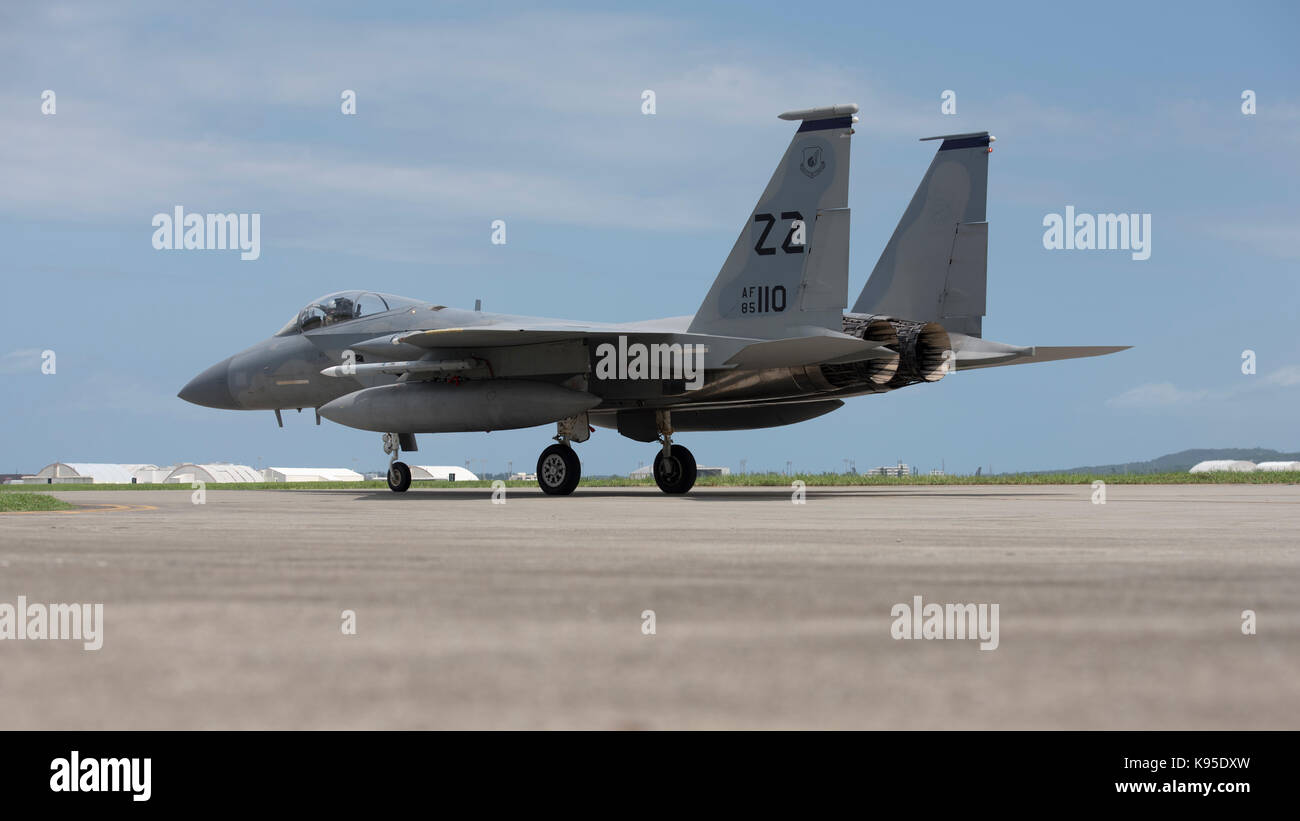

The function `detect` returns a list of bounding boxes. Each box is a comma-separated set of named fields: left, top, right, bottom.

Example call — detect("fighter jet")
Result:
left=179, top=103, right=1126, bottom=496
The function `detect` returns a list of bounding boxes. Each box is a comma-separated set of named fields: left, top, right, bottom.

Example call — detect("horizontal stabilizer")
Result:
left=954, top=342, right=1130, bottom=371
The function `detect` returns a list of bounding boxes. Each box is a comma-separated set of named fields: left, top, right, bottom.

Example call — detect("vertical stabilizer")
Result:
left=852, top=132, right=992, bottom=337
left=689, top=104, right=858, bottom=339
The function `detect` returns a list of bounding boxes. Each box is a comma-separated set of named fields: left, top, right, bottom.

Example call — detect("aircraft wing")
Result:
left=394, top=324, right=637, bottom=348
left=385, top=324, right=894, bottom=368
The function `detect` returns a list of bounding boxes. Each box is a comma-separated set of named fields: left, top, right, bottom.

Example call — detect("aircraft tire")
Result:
left=387, top=461, right=412, bottom=493
left=653, top=444, right=696, bottom=494
left=537, top=444, right=581, bottom=496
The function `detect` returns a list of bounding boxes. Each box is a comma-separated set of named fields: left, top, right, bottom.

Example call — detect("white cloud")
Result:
left=1208, top=223, right=1300, bottom=262
left=0, top=349, right=44, bottom=375
left=4, top=3, right=1296, bottom=271
left=1106, top=382, right=1214, bottom=408
left=1108, top=365, right=1300, bottom=408
left=2, top=5, right=1216, bottom=265
left=1265, top=365, right=1300, bottom=387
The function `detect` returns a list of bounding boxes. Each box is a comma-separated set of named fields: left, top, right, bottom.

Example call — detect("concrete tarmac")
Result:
left=1, top=484, right=1297, bottom=729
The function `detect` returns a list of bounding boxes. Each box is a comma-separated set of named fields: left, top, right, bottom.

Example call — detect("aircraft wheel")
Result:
left=387, top=461, right=412, bottom=493
left=537, top=444, right=581, bottom=496
left=653, top=444, right=696, bottom=495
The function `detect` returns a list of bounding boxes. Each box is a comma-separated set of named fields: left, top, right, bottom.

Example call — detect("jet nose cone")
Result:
left=179, top=357, right=238, bottom=409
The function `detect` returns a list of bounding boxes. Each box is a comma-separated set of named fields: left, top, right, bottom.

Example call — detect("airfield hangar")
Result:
left=27, top=462, right=165, bottom=484
left=163, top=463, right=263, bottom=484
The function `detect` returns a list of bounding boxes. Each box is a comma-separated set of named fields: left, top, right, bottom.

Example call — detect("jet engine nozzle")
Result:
left=833, top=314, right=901, bottom=385
left=892, top=320, right=952, bottom=383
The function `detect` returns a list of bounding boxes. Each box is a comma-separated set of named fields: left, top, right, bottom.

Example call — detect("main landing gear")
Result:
left=532, top=410, right=698, bottom=496
left=537, top=414, right=586, bottom=496
left=654, top=443, right=696, bottom=494
left=383, top=432, right=412, bottom=493
left=537, top=443, right=581, bottom=495
left=651, top=411, right=696, bottom=495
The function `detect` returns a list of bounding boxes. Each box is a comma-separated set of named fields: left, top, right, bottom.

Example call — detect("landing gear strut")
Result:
left=383, top=432, right=412, bottom=493
left=652, top=410, right=696, bottom=495
left=536, top=414, right=587, bottom=496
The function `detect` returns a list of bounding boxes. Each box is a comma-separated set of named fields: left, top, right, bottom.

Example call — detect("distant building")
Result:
left=1256, top=461, right=1300, bottom=471
left=409, top=466, right=479, bottom=482
left=163, top=463, right=263, bottom=484
left=868, top=461, right=911, bottom=477
left=132, top=466, right=173, bottom=483
left=1189, top=460, right=1256, bottom=473
left=929, top=469, right=945, bottom=476
left=509, top=472, right=537, bottom=481
left=263, top=467, right=364, bottom=482
left=27, top=463, right=164, bottom=484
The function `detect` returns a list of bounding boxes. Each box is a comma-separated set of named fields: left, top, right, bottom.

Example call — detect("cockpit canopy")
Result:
left=276, top=291, right=423, bottom=335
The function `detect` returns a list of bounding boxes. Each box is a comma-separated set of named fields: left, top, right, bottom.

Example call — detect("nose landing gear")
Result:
left=387, top=461, right=412, bottom=493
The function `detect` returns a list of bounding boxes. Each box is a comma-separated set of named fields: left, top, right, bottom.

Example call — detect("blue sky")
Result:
left=2, top=0, right=1297, bottom=476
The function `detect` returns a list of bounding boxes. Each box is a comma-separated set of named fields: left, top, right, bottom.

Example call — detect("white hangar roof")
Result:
left=163, top=463, right=263, bottom=483
left=1189, top=460, right=1256, bottom=473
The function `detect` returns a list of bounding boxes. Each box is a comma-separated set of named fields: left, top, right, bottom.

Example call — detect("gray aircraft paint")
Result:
left=180, top=108, right=1127, bottom=458
left=688, top=105, right=857, bottom=339
left=319, top=380, right=601, bottom=433
left=852, top=132, right=991, bottom=337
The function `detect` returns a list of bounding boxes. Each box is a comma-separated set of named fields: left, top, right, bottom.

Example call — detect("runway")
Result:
left=1, top=484, right=1297, bottom=729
